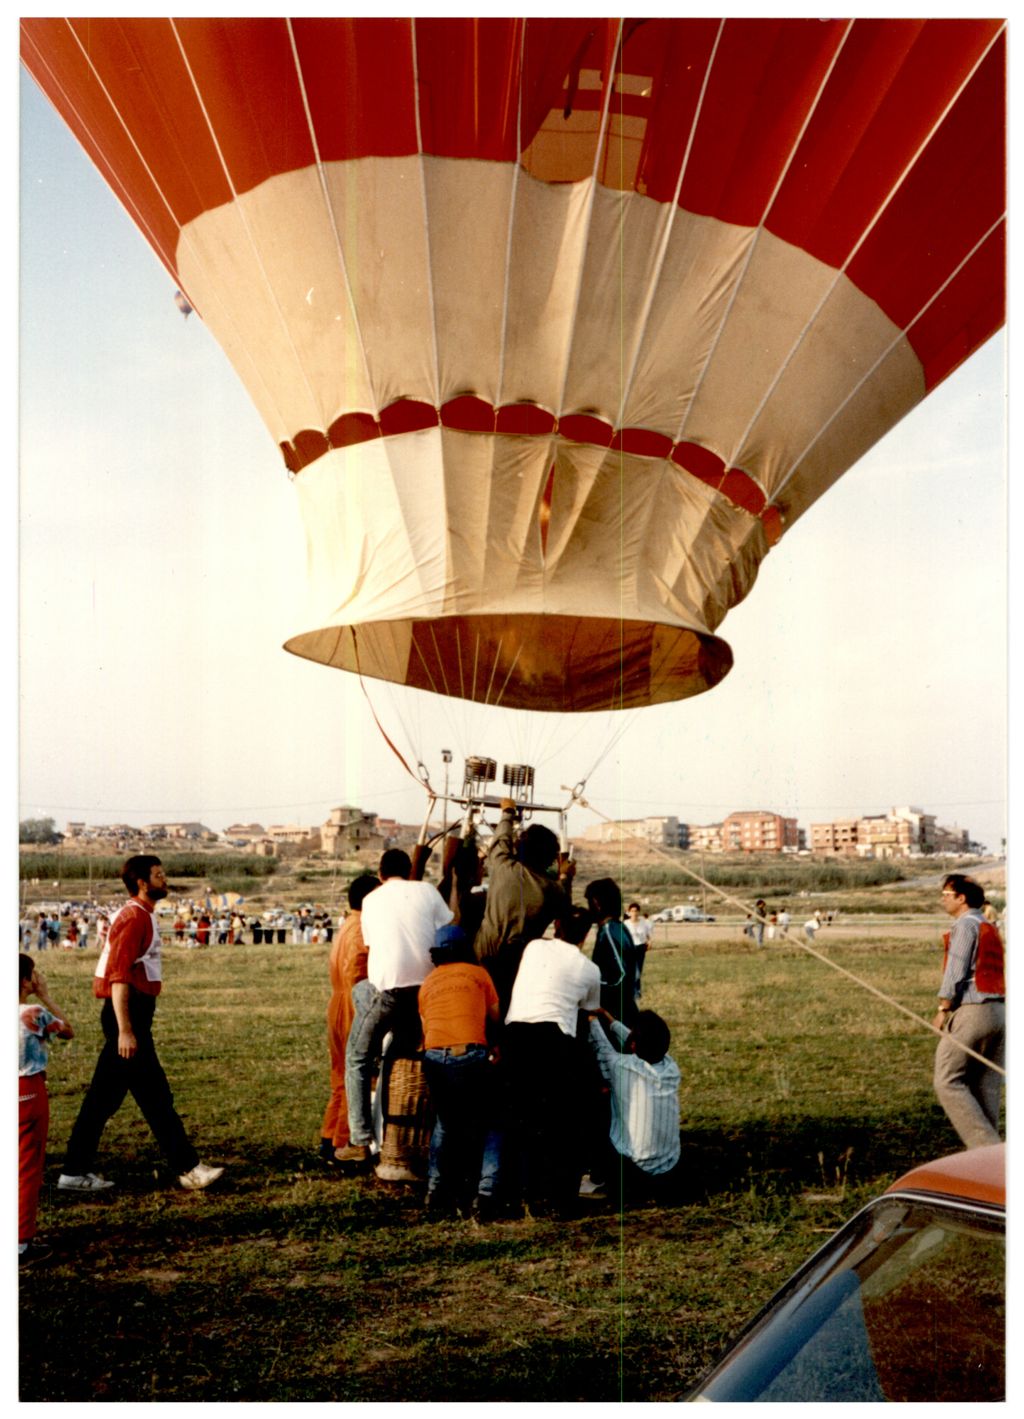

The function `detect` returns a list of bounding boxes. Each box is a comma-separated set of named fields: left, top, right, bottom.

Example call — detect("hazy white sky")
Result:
left=17, top=65, right=1008, bottom=852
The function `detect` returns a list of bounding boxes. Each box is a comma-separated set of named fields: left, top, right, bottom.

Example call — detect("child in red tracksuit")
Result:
left=19, top=954, right=73, bottom=1265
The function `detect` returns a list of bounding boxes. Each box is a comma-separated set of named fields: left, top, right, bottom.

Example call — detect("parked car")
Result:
left=685, top=1144, right=1005, bottom=1402
left=651, top=905, right=716, bottom=923
left=674, top=905, right=715, bottom=923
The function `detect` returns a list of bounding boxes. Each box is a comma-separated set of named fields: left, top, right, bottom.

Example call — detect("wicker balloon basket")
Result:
left=375, top=1054, right=433, bottom=1183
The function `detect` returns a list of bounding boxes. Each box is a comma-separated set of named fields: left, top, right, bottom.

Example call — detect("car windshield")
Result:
left=693, top=1195, right=1004, bottom=1402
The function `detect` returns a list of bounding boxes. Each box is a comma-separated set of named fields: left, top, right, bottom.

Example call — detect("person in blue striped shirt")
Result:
left=583, top=1007, right=680, bottom=1202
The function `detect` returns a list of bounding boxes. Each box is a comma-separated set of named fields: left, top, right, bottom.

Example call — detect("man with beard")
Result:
left=59, top=856, right=224, bottom=1193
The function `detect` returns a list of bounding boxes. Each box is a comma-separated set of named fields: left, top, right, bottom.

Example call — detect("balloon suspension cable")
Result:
left=571, top=794, right=1004, bottom=1078
left=355, top=670, right=437, bottom=812
left=574, top=707, right=645, bottom=792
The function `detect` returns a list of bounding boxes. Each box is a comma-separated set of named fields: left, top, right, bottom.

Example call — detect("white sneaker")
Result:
left=178, top=1161, right=225, bottom=1191
left=57, top=1172, right=115, bottom=1192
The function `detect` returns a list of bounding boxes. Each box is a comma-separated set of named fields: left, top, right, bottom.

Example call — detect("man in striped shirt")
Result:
left=586, top=1008, right=680, bottom=1200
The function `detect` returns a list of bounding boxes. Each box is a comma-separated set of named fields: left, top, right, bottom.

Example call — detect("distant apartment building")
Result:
left=891, top=806, right=937, bottom=853
left=810, top=819, right=861, bottom=855
left=722, top=810, right=800, bottom=854
left=580, top=816, right=683, bottom=848
left=64, top=821, right=87, bottom=838
left=934, top=824, right=970, bottom=854
left=812, top=806, right=963, bottom=859
left=688, top=822, right=724, bottom=853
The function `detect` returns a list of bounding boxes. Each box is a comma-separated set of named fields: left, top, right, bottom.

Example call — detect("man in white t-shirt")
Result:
left=341, top=849, right=452, bottom=1164
left=503, top=908, right=601, bottom=1216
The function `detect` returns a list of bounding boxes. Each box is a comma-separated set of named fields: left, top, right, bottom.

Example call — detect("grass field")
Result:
left=19, top=925, right=978, bottom=1402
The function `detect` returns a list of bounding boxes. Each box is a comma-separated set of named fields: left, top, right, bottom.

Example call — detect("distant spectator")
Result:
left=753, top=899, right=767, bottom=948
left=624, top=903, right=653, bottom=993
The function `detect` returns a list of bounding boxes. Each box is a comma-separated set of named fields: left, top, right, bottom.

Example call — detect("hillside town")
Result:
left=39, top=801, right=982, bottom=861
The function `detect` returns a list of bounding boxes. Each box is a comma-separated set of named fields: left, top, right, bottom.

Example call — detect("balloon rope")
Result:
left=575, top=708, right=644, bottom=792
left=357, top=675, right=429, bottom=790
left=491, top=641, right=524, bottom=710
left=483, top=636, right=504, bottom=706
left=428, top=623, right=452, bottom=699
left=576, top=795, right=1005, bottom=1077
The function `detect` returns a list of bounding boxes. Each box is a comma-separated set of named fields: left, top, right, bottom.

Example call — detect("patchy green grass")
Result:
left=21, top=930, right=969, bottom=1401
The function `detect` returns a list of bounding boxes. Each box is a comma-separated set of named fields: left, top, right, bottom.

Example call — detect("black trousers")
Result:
left=503, top=1021, right=587, bottom=1211
left=64, top=995, right=200, bottom=1176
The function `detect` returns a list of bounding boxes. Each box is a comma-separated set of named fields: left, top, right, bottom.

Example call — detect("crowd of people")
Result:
left=20, top=903, right=340, bottom=953
left=19, top=909, right=102, bottom=954
left=17, top=839, right=1003, bottom=1264
left=318, top=799, right=680, bottom=1222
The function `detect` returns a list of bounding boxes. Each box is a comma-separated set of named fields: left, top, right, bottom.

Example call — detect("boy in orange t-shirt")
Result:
left=418, top=924, right=500, bottom=1218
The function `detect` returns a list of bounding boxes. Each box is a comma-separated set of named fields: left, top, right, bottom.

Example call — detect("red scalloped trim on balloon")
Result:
left=284, top=400, right=774, bottom=530
left=496, top=402, right=557, bottom=436
left=441, top=395, right=496, bottom=432
left=670, top=440, right=726, bottom=481
left=379, top=399, right=439, bottom=436
left=328, top=411, right=381, bottom=448
left=292, top=428, right=331, bottom=465
left=760, top=505, right=783, bottom=545
left=718, top=469, right=766, bottom=516
left=612, top=428, right=673, bottom=458
left=558, top=413, right=614, bottom=447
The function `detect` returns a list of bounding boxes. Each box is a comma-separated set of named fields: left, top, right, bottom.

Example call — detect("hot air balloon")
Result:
left=20, top=17, right=1005, bottom=722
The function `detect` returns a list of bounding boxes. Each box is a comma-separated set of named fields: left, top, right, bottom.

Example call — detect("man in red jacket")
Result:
left=933, top=873, right=1005, bottom=1149
left=58, top=855, right=224, bottom=1193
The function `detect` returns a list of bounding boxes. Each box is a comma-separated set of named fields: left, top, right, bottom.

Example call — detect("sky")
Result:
left=16, top=60, right=1009, bottom=855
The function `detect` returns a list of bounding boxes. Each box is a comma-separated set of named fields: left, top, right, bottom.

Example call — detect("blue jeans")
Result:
left=345, top=981, right=421, bottom=1147
left=423, top=1045, right=497, bottom=1206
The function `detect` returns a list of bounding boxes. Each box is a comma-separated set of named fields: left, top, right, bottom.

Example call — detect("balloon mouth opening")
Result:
left=283, top=614, right=732, bottom=713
